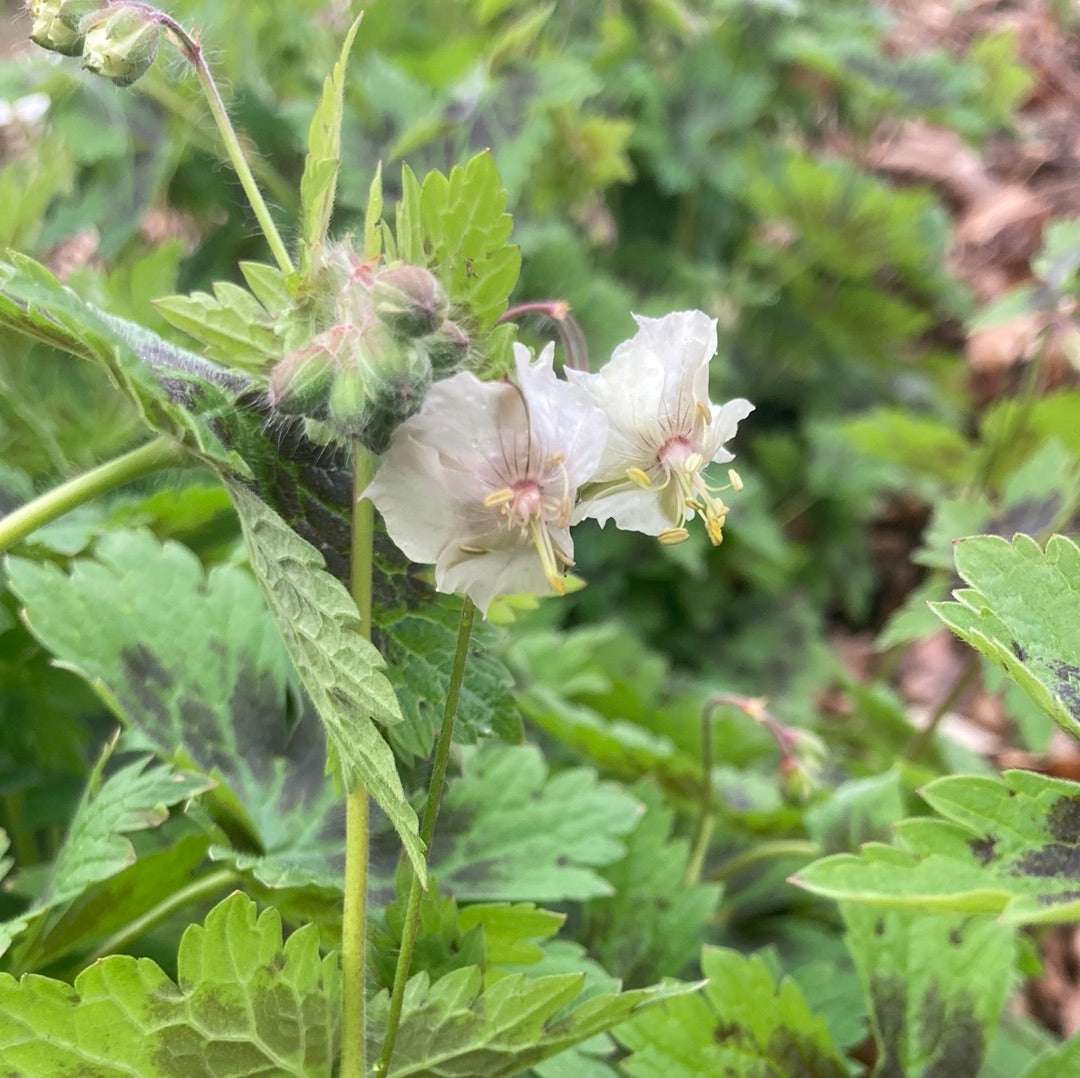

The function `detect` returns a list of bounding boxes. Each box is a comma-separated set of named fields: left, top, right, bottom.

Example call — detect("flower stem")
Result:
left=153, top=11, right=296, bottom=278
left=341, top=443, right=378, bottom=1078
left=685, top=698, right=717, bottom=886
left=0, top=436, right=183, bottom=555
left=375, top=598, right=476, bottom=1077
left=84, top=867, right=239, bottom=967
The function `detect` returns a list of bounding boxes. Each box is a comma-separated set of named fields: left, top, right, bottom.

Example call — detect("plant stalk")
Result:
left=685, top=698, right=718, bottom=886
left=0, top=436, right=183, bottom=555
left=154, top=12, right=296, bottom=278
left=375, top=599, right=476, bottom=1077
left=341, top=443, right=378, bottom=1078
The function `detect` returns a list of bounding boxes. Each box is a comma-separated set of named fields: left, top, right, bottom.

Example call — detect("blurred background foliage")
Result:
left=1, top=0, right=1079, bottom=1067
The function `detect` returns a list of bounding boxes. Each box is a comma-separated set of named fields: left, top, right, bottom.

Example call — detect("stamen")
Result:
left=706, top=518, right=725, bottom=545
left=684, top=453, right=703, bottom=474
left=659, top=527, right=690, bottom=545
left=529, top=519, right=567, bottom=595
left=627, top=467, right=653, bottom=489
left=483, top=487, right=515, bottom=508
left=696, top=402, right=711, bottom=426
left=459, top=543, right=489, bottom=555
left=728, top=468, right=743, bottom=492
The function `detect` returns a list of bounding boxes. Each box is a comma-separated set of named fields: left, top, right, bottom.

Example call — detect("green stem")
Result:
left=711, top=839, right=821, bottom=883
left=156, top=14, right=296, bottom=278
left=341, top=444, right=378, bottom=1078
left=85, top=868, right=238, bottom=967
left=375, top=599, right=476, bottom=1077
left=0, top=436, right=183, bottom=555
left=685, top=699, right=718, bottom=886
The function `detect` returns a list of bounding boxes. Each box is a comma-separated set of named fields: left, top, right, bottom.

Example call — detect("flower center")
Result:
left=658, top=436, right=695, bottom=470
left=509, top=479, right=542, bottom=523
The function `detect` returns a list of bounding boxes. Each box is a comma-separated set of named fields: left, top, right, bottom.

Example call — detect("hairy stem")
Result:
left=375, top=599, right=476, bottom=1077
left=0, top=436, right=183, bottom=555
left=84, top=868, right=239, bottom=968
left=154, top=12, right=296, bottom=277
left=341, top=444, right=378, bottom=1078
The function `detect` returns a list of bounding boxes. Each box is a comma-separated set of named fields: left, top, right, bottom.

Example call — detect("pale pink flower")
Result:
left=367, top=343, right=607, bottom=613
left=568, top=311, right=753, bottom=545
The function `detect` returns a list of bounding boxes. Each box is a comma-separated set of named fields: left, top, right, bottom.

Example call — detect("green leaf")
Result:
left=806, top=768, right=906, bottom=855
left=367, top=964, right=698, bottom=1078
left=364, top=162, right=384, bottom=260
left=0, top=254, right=247, bottom=474
left=7, top=531, right=344, bottom=891
left=0, top=893, right=338, bottom=1076
left=584, top=782, right=721, bottom=985
left=1023, top=1034, right=1080, bottom=1078
left=931, top=534, right=1080, bottom=739
left=843, top=905, right=1016, bottom=1078
left=226, top=482, right=425, bottom=881
left=383, top=743, right=640, bottom=904
left=419, top=151, right=521, bottom=339
left=300, top=15, right=363, bottom=274
left=154, top=282, right=281, bottom=371
left=614, top=946, right=848, bottom=1077
left=794, top=769, right=1080, bottom=924
left=1, top=755, right=211, bottom=960
left=374, top=558, right=520, bottom=761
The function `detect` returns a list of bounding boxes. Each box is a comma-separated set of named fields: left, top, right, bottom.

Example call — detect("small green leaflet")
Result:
left=300, top=15, right=363, bottom=275
left=613, top=947, right=848, bottom=1077
left=794, top=769, right=1080, bottom=924
left=7, top=531, right=344, bottom=891
left=154, top=280, right=282, bottom=371
left=0, top=755, right=210, bottom=961
left=931, top=534, right=1080, bottom=740
left=367, top=964, right=697, bottom=1078
left=422, top=743, right=640, bottom=903
left=227, top=482, right=425, bottom=881
left=0, top=894, right=337, bottom=1076
left=843, top=906, right=1015, bottom=1078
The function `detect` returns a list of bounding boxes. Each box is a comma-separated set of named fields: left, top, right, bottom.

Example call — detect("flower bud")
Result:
left=82, top=5, right=162, bottom=87
left=268, top=334, right=341, bottom=418
left=372, top=264, right=448, bottom=339
left=28, top=0, right=98, bottom=56
left=424, top=319, right=471, bottom=375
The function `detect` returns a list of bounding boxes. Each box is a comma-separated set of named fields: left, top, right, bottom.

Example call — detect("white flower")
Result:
left=367, top=342, right=607, bottom=614
left=568, top=310, right=753, bottom=545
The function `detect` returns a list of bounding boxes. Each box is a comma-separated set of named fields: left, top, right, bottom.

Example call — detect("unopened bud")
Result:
left=268, top=330, right=346, bottom=418
left=28, top=0, right=97, bottom=56
left=372, top=264, right=448, bottom=339
left=82, top=5, right=162, bottom=87
left=424, top=319, right=470, bottom=374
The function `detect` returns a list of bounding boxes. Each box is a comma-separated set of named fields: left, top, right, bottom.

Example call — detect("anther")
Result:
left=483, top=488, right=515, bottom=508
left=627, top=467, right=653, bottom=489
left=659, top=528, right=690, bottom=545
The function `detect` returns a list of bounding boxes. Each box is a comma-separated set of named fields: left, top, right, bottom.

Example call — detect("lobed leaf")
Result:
left=795, top=769, right=1080, bottom=924
left=613, top=946, right=848, bottom=1077
left=931, top=534, right=1080, bottom=740
left=0, top=893, right=338, bottom=1076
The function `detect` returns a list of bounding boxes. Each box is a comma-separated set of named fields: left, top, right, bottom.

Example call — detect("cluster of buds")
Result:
left=28, top=1, right=162, bottom=86
left=269, top=246, right=472, bottom=453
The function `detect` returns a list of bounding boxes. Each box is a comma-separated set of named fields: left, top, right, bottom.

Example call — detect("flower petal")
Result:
left=573, top=484, right=678, bottom=536
left=702, top=398, right=754, bottom=463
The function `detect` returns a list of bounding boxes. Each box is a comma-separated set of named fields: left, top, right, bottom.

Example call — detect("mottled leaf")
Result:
left=7, top=531, right=344, bottom=891
left=0, top=893, right=338, bottom=1076
left=795, top=770, right=1080, bottom=924
left=614, top=946, right=848, bottom=1077
left=844, top=906, right=1015, bottom=1078
left=931, top=534, right=1080, bottom=740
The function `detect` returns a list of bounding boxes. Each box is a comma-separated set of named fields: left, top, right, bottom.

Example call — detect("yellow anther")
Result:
left=728, top=468, right=743, bottom=492
left=546, top=573, right=568, bottom=596
left=706, top=517, right=725, bottom=545
left=659, top=527, right=690, bottom=545
left=459, top=544, right=489, bottom=555
left=627, top=467, right=653, bottom=489
left=684, top=453, right=703, bottom=474
left=696, top=402, right=711, bottom=425
left=483, top=487, right=515, bottom=508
